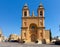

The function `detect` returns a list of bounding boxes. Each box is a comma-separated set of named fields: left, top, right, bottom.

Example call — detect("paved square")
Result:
left=0, top=42, right=60, bottom=47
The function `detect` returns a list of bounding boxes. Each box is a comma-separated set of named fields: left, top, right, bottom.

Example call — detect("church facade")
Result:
left=21, top=3, right=51, bottom=44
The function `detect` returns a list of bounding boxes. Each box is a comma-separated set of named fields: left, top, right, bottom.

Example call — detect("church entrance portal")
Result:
left=29, top=23, right=37, bottom=42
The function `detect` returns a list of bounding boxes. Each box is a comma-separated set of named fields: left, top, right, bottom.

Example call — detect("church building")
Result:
left=21, top=3, right=51, bottom=44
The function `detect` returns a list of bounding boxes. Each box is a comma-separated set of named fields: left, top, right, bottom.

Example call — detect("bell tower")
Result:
left=38, top=3, right=44, bottom=17
left=37, top=3, right=45, bottom=27
left=22, top=3, right=30, bottom=17
left=37, top=3, right=45, bottom=43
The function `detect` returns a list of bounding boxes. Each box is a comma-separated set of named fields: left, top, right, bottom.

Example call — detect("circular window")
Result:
left=31, top=26, right=35, bottom=29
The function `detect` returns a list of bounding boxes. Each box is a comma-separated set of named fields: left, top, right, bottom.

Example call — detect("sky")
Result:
left=0, top=0, right=60, bottom=38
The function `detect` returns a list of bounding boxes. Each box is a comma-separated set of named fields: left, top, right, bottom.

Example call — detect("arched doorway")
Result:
left=31, top=34, right=37, bottom=42
left=29, top=23, right=37, bottom=42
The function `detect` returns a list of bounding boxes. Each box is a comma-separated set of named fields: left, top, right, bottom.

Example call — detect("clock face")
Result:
left=40, top=20, right=43, bottom=26
left=40, top=19, right=42, bottom=22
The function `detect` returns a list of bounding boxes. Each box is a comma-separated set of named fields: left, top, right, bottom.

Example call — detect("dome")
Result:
left=23, top=3, right=28, bottom=10
left=24, top=3, right=28, bottom=7
left=38, top=3, right=44, bottom=9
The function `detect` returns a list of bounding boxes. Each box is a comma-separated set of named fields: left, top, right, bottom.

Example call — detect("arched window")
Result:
left=40, top=11, right=43, bottom=16
left=24, top=11, right=27, bottom=16
left=24, top=22, right=26, bottom=26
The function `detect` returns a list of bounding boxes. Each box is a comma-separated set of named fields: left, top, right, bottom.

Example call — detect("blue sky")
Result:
left=0, top=0, right=60, bottom=37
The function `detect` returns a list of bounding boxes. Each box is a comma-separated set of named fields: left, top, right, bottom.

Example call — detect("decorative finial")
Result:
left=40, top=2, right=43, bottom=6
left=39, top=2, right=43, bottom=7
left=32, top=11, right=34, bottom=16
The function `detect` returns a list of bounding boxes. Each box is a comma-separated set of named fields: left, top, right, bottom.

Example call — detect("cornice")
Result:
left=22, top=17, right=45, bottom=19
left=21, top=27, right=28, bottom=29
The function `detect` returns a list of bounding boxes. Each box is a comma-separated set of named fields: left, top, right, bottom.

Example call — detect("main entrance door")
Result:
left=31, top=34, right=36, bottom=42
left=29, top=23, right=37, bottom=42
